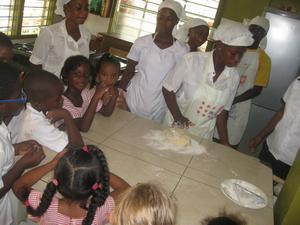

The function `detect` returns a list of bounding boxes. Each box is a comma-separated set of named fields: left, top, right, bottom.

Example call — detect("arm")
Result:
left=249, top=105, right=284, bottom=150
left=233, top=86, right=263, bottom=105
left=0, top=147, right=45, bottom=198
left=100, top=87, right=118, bottom=117
left=162, top=87, right=191, bottom=127
left=109, top=172, right=130, bottom=200
left=118, top=59, right=138, bottom=90
left=13, top=151, right=64, bottom=201
left=216, top=110, right=230, bottom=147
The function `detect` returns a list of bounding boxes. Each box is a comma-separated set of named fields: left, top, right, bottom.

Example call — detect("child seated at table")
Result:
left=13, top=145, right=130, bottom=225
left=61, top=55, right=118, bottom=132
left=14, top=69, right=84, bottom=152
left=0, top=62, right=45, bottom=225
left=110, top=183, right=176, bottom=225
left=201, top=211, right=246, bottom=225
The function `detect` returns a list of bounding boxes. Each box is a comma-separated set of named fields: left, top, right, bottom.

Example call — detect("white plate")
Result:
left=220, top=179, right=268, bottom=209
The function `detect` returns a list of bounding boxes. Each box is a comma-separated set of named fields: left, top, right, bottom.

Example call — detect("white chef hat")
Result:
left=158, top=0, right=185, bottom=20
left=213, top=22, right=254, bottom=47
left=55, top=0, right=71, bottom=17
left=173, top=18, right=209, bottom=42
left=249, top=16, right=270, bottom=33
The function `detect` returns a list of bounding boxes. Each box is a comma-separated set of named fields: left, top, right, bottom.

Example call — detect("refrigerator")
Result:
left=238, top=7, right=300, bottom=155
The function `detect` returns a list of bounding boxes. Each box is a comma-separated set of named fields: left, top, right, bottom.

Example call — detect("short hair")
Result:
left=0, top=61, right=20, bottom=100
left=60, top=55, right=90, bottom=85
left=23, top=69, right=62, bottom=103
left=201, top=210, right=247, bottom=225
left=113, top=183, right=176, bottom=225
left=0, top=32, right=13, bottom=48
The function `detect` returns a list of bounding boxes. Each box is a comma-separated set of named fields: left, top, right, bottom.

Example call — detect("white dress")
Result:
left=0, top=122, right=15, bottom=225
left=30, top=19, right=91, bottom=77
left=125, top=34, right=188, bottom=123
left=267, top=76, right=300, bottom=166
left=163, top=51, right=240, bottom=138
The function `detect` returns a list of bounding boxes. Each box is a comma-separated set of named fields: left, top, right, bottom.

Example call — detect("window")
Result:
left=0, top=0, right=55, bottom=38
left=110, top=0, right=220, bottom=40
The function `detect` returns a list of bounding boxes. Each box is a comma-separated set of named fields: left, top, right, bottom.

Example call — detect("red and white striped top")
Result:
left=62, top=88, right=103, bottom=119
left=28, top=190, right=115, bottom=225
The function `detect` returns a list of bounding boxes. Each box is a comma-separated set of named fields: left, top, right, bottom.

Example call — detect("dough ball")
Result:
left=163, top=128, right=191, bottom=147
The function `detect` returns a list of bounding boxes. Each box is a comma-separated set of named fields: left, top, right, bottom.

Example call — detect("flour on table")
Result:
left=143, top=129, right=206, bottom=155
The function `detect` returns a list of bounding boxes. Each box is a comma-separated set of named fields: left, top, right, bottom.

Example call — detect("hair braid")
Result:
left=82, top=146, right=110, bottom=225
left=26, top=182, right=57, bottom=217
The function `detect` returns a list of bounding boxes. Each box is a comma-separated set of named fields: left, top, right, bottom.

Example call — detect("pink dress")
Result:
left=28, top=190, right=114, bottom=225
left=62, top=88, right=103, bottom=119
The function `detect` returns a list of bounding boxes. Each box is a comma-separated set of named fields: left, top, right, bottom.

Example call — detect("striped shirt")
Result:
left=62, top=88, right=103, bottom=119
left=28, top=190, right=115, bottom=225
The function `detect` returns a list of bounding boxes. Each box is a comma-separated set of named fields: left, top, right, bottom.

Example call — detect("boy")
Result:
left=0, top=62, right=45, bottom=225
left=14, top=69, right=84, bottom=152
left=0, top=32, right=13, bottom=63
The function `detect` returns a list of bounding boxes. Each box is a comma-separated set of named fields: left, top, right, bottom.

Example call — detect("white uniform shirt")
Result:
left=163, top=51, right=240, bottom=111
left=267, top=77, right=300, bottom=166
left=125, top=34, right=188, bottom=122
left=15, top=104, right=68, bottom=152
left=30, top=19, right=91, bottom=77
left=0, top=122, right=15, bottom=225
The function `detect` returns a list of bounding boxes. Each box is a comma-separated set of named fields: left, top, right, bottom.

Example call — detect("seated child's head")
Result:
left=0, top=62, right=25, bottom=119
left=23, top=70, right=64, bottom=112
left=26, top=145, right=110, bottom=225
left=111, top=183, right=176, bottom=225
left=202, top=211, right=247, bottom=225
left=95, top=53, right=120, bottom=88
left=61, top=55, right=91, bottom=91
left=0, top=32, right=13, bottom=63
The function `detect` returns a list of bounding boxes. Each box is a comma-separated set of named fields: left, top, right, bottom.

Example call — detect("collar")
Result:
left=207, top=51, right=231, bottom=82
left=57, top=19, right=88, bottom=42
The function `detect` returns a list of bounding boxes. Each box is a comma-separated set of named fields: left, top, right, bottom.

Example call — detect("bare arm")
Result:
left=249, top=105, right=285, bottom=150
left=0, top=147, right=45, bottom=198
left=233, top=86, right=263, bottom=105
left=109, top=173, right=130, bottom=200
left=216, top=110, right=230, bottom=147
left=13, top=151, right=64, bottom=201
left=118, top=59, right=138, bottom=90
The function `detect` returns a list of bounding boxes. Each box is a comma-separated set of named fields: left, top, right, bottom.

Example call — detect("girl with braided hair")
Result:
left=13, top=145, right=130, bottom=225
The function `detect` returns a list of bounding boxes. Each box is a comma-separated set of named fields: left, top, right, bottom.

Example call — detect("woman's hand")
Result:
left=248, top=135, right=263, bottom=152
left=173, top=115, right=194, bottom=129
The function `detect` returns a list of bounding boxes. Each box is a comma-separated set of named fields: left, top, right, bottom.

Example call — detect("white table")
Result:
left=36, top=109, right=274, bottom=225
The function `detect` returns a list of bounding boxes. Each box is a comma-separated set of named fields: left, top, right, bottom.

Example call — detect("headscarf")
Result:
left=173, top=18, right=208, bottom=42
left=213, top=22, right=254, bottom=47
left=249, top=16, right=270, bottom=33
left=158, top=0, right=185, bottom=20
left=55, top=0, right=71, bottom=17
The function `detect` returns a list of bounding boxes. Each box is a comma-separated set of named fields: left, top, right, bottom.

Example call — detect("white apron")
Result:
left=227, top=50, right=260, bottom=145
left=165, top=58, right=232, bottom=139
left=126, top=35, right=183, bottom=122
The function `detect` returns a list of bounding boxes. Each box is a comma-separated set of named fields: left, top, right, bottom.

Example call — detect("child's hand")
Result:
left=46, top=108, right=70, bottom=123
left=116, top=90, right=129, bottom=111
left=102, top=87, right=117, bottom=106
left=94, top=86, right=108, bottom=99
left=248, top=135, right=263, bottom=152
left=14, top=140, right=42, bottom=155
left=19, top=147, right=45, bottom=169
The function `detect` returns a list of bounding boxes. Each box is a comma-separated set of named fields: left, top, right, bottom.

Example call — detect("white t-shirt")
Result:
left=267, top=77, right=300, bottom=166
left=163, top=51, right=240, bottom=111
left=15, top=104, right=68, bottom=152
left=125, top=34, right=188, bottom=122
left=30, top=19, right=91, bottom=77
left=0, top=122, right=15, bottom=225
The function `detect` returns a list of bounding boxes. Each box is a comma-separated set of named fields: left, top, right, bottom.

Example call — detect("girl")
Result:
left=110, top=183, right=176, bottom=225
left=0, top=62, right=45, bottom=225
left=61, top=55, right=117, bottom=132
left=162, top=22, right=254, bottom=146
left=118, top=0, right=188, bottom=122
left=30, top=0, right=100, bottom=77
left=13, top=145, right=130, bottom=225
left=173, top=18, right=209, bottom=52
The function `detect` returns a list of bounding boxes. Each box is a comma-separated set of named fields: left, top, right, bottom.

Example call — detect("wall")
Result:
left=270, top=0, right=300, bottom=13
